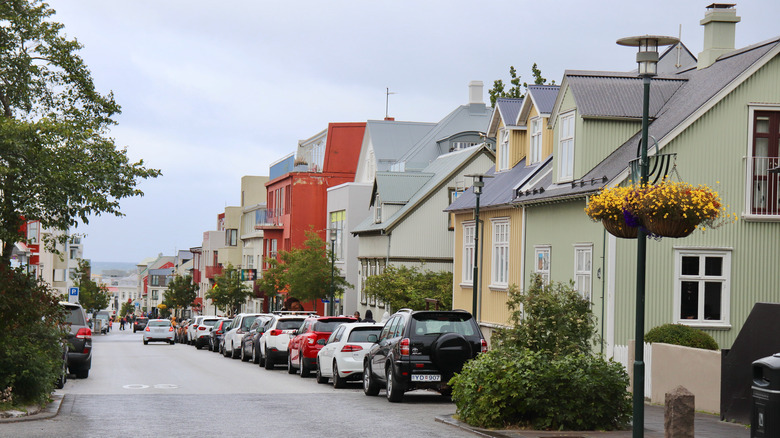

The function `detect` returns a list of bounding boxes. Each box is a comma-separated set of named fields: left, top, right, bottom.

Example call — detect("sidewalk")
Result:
left=436, top=403, right=751, bottom=438
left=0, top=393, right=63, bottom=423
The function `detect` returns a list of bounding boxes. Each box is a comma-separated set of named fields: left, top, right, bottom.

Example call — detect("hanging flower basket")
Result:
left=641, top=216, right=696, bottom=238
left=601, top=217, right=638, bottom=239
left=585, top=179, right=736, bottom=239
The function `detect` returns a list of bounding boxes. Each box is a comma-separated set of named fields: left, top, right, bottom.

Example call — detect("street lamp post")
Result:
left=465, top=173, right=493, bottom=320
left=329, top=227, right=337, bottom=316
left=617, top=34, right=679, bottom=438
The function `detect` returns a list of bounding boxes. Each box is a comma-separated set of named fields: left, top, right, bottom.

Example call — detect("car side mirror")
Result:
left=367, top=334, right=378, bottom=343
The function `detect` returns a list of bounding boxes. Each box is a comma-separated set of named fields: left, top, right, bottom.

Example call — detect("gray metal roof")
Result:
left=495, top=98, right=524, bottom=126
left=516, top=36, right=780, bottom=205
left=526, top=85, right=560, bottom=115
left=372, top=172, right=433, bottom=205
left=353, top=145, right=494, bottom=234
left=395, top=102, right=492, bottom=169
left=364, top=120, right=436, bottom=171
left=567, top=74, right=686, bottom=119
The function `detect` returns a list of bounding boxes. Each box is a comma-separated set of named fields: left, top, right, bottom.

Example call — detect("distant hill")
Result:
left=90, top=261, right=137, bottom=277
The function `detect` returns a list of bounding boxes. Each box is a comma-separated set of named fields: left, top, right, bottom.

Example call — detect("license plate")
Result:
left=411, top=374, right=441, bottom=382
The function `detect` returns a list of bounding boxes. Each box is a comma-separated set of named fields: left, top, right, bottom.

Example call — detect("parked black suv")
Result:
left=133, top=317, right=149, bottom=333
left=363, top=309, right=486, bottom=402
left=60, top=301, right=92, bottom=379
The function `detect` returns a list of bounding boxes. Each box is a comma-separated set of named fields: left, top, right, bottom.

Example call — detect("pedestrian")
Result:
left=363, top=309, right=375, bottom=323
left=120, top=317, right=126, bottom=330
left=353, top=311, right=361, bottom=322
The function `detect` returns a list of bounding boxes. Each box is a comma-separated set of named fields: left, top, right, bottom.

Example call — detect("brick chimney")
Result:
left=697, top=3, right=741, bottom=69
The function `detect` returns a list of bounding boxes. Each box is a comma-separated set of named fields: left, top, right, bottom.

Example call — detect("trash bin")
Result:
left=751, top=353, right=780, bottom=437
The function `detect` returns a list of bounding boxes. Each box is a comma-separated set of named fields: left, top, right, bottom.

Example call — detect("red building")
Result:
left=259, top=122, right=365, bottom=312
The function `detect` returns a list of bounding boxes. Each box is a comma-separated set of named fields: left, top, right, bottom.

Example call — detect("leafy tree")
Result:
left=363, top=265, right=452, bottom=312
left=0, top=266, right=65, bottom=404
left=0, top=0, right=161, bottom=266
left=206, top=264, right=252, bottom=315
left=256, top=230, right=351, bottom=309
left=73, top=260, right=110, bottom=314
left=488, top=63, right=555, bottom=106
left=119, top=299, right=134, bottom=317
left=163, top=274, right=198, bottom=318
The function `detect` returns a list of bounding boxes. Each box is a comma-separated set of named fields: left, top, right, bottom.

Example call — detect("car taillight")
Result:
left=169, top=327, right=174, bottom=332
left=400, top=338, right=410, bottom=356
left=480, top=339, right=488, bottom=353
left=341, top=344, right=363, bottom=352
left=198, top=326, right=207, bottom=330
left=145, top=326, right=151, bottom=332
left=269, top=329, right=282, bottom=336
left=76, top=327, right=92, bottom=339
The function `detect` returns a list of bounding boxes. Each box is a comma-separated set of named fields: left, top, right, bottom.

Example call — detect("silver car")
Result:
left=143, top=319, right=175, bottom=345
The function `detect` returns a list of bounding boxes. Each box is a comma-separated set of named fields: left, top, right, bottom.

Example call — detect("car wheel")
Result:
left=195, top=340, right=202, bottom=350
left=431, top=333, right=472, bottom=376
left=252, top=346, right=260, bottom=364
left=333, top=361, right=346, bottom=389
left=75, top=368, right=89, bottom=379
left=223, top=344, right=230, bottom=357
left=299, top=354, right=310, bottom=378
left=287, top=353, right=296, bottom=374
left=386, top=366, right=404, bottom=403
left=264, top=350, right=274, bottom=370
left=169, top=340, right=175, bottom=345
left=316, top=363, right=328, bottom=384
left=241, top=345, right=250, bottom=362
left=258, top=345, right=266, bottom=367
left=231, top=343, right=240, bottom=359
left=363, top=361, right=379, bottom=396
left=55, top=357, right=67, bottom=389
left=143, top=339, right=149, bottom=345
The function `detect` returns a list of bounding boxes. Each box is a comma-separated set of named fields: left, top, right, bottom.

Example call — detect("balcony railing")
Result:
left=749, top=157, right=780, bottom=216
left=205, top=265, right=223, bottom=279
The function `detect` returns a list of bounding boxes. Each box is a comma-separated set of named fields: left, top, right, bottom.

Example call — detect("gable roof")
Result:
left=517, top=36, right=780, bottom=205
left=566, top=73, right=686, bottom=119
left=353, top=144, right=494, bottom=234
left=364, top=120, right=437, bottom=171
left=371, top=172, right=433, bottom=206
left=487, top=97, right=524, bottom=136
left=517, top=85, right=561, bottom=124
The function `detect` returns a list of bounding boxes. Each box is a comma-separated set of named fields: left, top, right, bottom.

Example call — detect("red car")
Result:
left=287, top=315, right=357, bottom=377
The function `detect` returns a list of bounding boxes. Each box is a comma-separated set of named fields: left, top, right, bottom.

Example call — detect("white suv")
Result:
left=223, top=313, right=268, bottom=359
left=257, top=314, right=307, bottom=369
left=193, top=317, right=222, bottom=349
left=186, top=316, right=206, bottom=345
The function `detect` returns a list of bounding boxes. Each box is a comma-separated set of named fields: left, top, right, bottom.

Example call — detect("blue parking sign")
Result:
left=69, top=287, right=79, bottom=296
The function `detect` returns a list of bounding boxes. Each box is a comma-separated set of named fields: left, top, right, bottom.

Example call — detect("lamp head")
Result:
left=617, top=35, right=679, bottom=78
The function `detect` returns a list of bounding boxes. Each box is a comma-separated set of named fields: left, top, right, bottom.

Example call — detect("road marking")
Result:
left=123, top=384, right=149, bottom=389
left=153, top=384, right=178, bottom=389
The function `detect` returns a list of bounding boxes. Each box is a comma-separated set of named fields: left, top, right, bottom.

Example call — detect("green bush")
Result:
left=0, top=266, right=66, bottom=405
left=451, top=348, right=630, bottom=430
left=450, top=276, right=631, bottom=431
left=645, top=324, right=719, bottom=350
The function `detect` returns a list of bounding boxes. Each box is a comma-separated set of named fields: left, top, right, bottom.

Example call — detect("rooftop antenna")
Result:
left=676, top=24, right=682, bottom=68
left=385, top=87, right=396, bottom=119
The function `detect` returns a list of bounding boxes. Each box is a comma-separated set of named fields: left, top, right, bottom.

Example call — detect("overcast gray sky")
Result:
left=48, top=1, right=780, bottom=263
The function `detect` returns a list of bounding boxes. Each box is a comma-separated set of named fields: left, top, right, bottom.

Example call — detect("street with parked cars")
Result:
left=9, top=310, right=480, bottom=437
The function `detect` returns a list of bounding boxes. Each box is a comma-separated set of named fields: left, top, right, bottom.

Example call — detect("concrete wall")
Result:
left=650, top=343, right=721, bottom=414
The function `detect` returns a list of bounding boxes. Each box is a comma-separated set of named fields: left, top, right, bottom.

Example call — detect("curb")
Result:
left=0, top=393, right=63, bottom=423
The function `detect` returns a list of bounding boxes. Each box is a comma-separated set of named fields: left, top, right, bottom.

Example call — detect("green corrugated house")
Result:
left=513, top=4, right=780, bottom=354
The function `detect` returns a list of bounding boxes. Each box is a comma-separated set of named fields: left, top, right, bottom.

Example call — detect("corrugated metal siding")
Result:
left=612, top=56, right=780, bottom=349
left=512, top=129, right=527, bottom=168
left=477, top=207, right=522, bottom=326
left=542, top=116, right=554, bottom=161
left=358, top=234, right=389, bottom=258
left=577, top=119, right=640, bottom=180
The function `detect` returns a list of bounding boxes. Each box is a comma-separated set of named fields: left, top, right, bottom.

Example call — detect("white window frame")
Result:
left=462, top=221, right=475, bottom=285
left=558, top=112, right=575, bottom=182
left=534, top=245, right=551, bottom=284
left=498, top=128, right=509, bottom=171
left=490, top=218, right=510, bottom=288
left=673, top=248, right=731, bottom=328
left=744, top=105, right=780, bottom=220
left=530, top=117, right=542, bottom=164
left=574, top=244, right=593, bottom=302
left=374, top=195, right=382, bottom=224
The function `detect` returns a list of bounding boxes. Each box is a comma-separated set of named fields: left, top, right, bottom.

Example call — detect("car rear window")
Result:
left=347, top=327, right=382, bottom=342
left=202, top=319, right=219, bottom=326
left=137, top=318, right=148, bottom=322
left=148, top=320, right=171, bottom=327
left=313, top=320, right=350, bottom=333
left=241, top=316, right=258, bottom=330
left=277, top=319, right=304, bottom=330
left=63, top=306, right=86, bottom=325
left=410, top=313, right=477, bottom=337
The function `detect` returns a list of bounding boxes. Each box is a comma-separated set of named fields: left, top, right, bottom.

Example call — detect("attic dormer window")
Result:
left=558, top=112, right=575, bottom=181
left=498, top=128, right=509, bottom=171
left=374, top=195, right=382, bottom=224
left=530, top=118, right=542, bottom=164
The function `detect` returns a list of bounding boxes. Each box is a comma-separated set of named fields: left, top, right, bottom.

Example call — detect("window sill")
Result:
left=459, top=282, right=474, bottom=289
left=488, top=284, right=508, bottom=292
left=741, top=213, right=780, bottom=222
left=674, top=321, right=732, bottom=330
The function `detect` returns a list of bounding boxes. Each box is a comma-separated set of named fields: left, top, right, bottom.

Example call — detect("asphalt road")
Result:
left=5, top=323, right=474, bottom=438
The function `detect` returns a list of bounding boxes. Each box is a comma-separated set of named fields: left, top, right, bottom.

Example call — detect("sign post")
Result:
left=68, top=287, right=79, bottom=304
